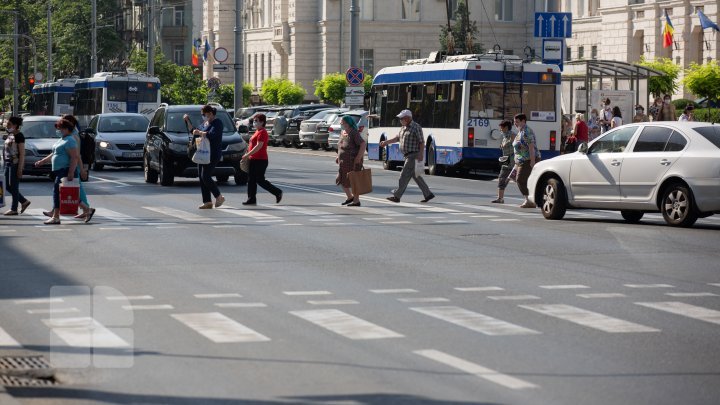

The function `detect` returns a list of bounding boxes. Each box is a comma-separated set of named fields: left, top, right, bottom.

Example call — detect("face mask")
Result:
left=202, top=115, right=207, bottom=120
left=591, top=113, right=597, bottom=118
left=636, top=109, right=642, bottom=114
left=664, top=99, right=670, bottom=104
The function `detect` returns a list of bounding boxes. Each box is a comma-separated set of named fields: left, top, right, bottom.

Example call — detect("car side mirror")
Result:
left=578, top=142, right=589, bottom=154
left=148, top=126, right=161, bottom=135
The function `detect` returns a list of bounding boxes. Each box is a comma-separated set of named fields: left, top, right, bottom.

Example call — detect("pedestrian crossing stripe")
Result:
left=411, top=306, right=540, bottom=336
left=519, top=304, right=660, bottom=333
left=0, top=326, right=21, bottom=347
left=171, top=312, right=270, bottom=343
left=290, top=309, right=404, bottom=340
left=43, top=317, right=131, bottom=348
left=635, top=302, right=720, bottom=326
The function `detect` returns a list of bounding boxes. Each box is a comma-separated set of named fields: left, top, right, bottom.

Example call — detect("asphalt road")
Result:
left=1, top=147, right=719, bottom=405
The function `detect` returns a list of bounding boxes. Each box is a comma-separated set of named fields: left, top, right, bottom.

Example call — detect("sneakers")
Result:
left=20, top=200, right=31, bottom=213
left=43, top=210, right=53, bottom=218
left=3, top=210, right=18, bottom=216
left=420, top=193, right=435, bottom=203
left=386, top=196, right=400, bottom=203
left=276, top=190, right=283, bottom=204
left=198, top=202, right=213, bottom=209
left=44, top=217, right=61, bottom=225
left=520, top=201, right=537, bottom=208
left=491, top=198, right=504, bottom=204
left=215, top=195, right=226, bottom=208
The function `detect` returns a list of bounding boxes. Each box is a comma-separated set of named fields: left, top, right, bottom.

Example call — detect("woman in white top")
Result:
left=611, top=106, right=623, bottom=129
left=678, top=105, right=695, bottom=122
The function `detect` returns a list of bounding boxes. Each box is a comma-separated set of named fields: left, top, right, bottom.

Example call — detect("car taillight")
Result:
left=550, top=130, right=556, bottom=150
left=468, top=127, right=474, bottom=147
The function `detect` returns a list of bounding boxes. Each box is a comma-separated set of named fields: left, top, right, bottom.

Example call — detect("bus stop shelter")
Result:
left=561, top=60, right=664, bottom=115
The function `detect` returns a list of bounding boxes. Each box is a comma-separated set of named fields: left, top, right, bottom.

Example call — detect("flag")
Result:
left=203, top=39, right=211, bottom=62
left=191, top=39, right=199, bottom=66
left=698, top=9, right=720, bottom=32
left=662, top=13, right=674, bottom=48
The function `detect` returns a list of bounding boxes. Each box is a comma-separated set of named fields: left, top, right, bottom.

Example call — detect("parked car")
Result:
left=528, top=122, right=720, bottom=227
left=299, top=108, right=347, bottom=150
left=237, top=107, right=277, bottom=141
left=276, top=104, right=334, bottom=148
left=327, top=110, right=369, bottom=151
left=144, top=103, right=248, bottom=186
left=1, top=115, right=60, bottom=178
left=87, top=113, right=149, bottom=170
left=235, top=105, right=275, bottom=120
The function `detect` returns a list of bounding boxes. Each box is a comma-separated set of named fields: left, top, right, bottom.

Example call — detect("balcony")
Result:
left=271, top=22, right=291, bottom=56
left=162, top=25, right=188, bottom=39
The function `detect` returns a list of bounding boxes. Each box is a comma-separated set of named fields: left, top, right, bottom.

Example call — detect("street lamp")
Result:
left=0, top=10, right=19, bottom=114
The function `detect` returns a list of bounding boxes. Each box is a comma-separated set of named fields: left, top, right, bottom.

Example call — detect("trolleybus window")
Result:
left=107, top=82, right=127, bottom=102
left=522, top=84, right=556, bottom=121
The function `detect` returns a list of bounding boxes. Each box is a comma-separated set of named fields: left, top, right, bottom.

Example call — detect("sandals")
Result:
left=347, top=201, right=361, bottom=207
left=84, top=208, right=96, bottom=223
left=341, top=198, right=353, bottom=205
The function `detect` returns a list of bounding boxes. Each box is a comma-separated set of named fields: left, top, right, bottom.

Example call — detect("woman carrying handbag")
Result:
left=184, top=105, right=226, bottom=209
left=241, top=114, right=282, bottom=205
left=336, top=115, right=367, bottom=207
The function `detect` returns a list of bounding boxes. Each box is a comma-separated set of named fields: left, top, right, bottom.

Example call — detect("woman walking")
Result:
left=241, top=114, right=282, bottom=205
left=3, top=116, right=31, bottom=215
left=62, top=114, right=94, bottom=221
left=185, top=105, right=226, bottom=209
left=335, top=115, right=366, bottom=206
left=491, top=120, right=514, bottom=204
left=512, top=114, right=540, bottom=209
left=33, top=118, right=84, bottom=225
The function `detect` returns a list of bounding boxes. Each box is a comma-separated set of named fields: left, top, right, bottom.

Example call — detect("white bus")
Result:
left=31, top=78, right=77, bottom=116
left=367, top=53, right=562, bottom=175
left=73, top=72, right=161, bottom=128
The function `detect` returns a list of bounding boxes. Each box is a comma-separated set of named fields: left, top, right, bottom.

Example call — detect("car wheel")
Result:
left=293, top=140, right=303, bottom=149
left=427, top=141, right=444, bottom=176
left=93, top=163, right=104, bottom=171
left=158, top=154, right=174, bottom=186
left=282, top=140, right=292, bottom=148
left=661, top=183, right=698, bottom=227
left=144, top=153, right=158, bottom=184
left=234, top=170, right=248, bottom=186
left=323, top=144, right=332, bottom=151
left=309, top=143, right=320, bottom=150
left=541, top=177, right=567, bottom=220
left=620, top=210, right=644, bottom=223
left=380, top=142, right=396, bottom=170
left=216, top=175, right=230, bottom=183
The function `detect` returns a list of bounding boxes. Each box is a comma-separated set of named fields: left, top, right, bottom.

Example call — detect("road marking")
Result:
left=43, top=317, right=130, bottom=348
left=194, top=293, right=243, bottom=299
left=307, top=300, right=359, bottom=306
left=283, top=291, right=333, bottom=296
left=213, top=225, right=246, bottom=228
left=14, top=298, right=64, bottom=305
left=444, top=202, right=522, bottom=217
left=155, top=225, right=188, bottom=229
left=455, top=287, right=505, bottom=292
left=42, top=228, right=72, bottom=232
left=320, top=203, right=410, bottom=217
left=290, top=309, right=404, bottom=340
left=94, top=208, right=138, bottom=223
left=106, top=296, right=154, bottom=301
left=0, top=326, right=21, bottom=347
left=489, top=219, right=520, bottom=222
left=433, top=220, right=469, bottom=224
left=214, top=303, right=268, bottom=308
left=415, top=349, right=538, bottom=390
left=218, top=206, right=281, bottom=220
left=27, top=308, right=80, bottom=315
left=471, top=215, right=499, bottom=218
left=636, top=302, right=720, bottom=325
left=398, top=297, right=450, bottom=303
left=122, top=305, right=174, bottom=310
left=89, top=175, right=132, bottom=187
left=321, top=222, right=356, bottom=226
left=665, top=292, right=718, bottom=297
left=577, top=293, right=627, bottom=299
left=380, top=221, right=413, bottom=225
left=309, top=218, right=339, bottom=222
left=519, top=304, right=660, bottom=333
left=488, top=295, right=541, bottom=301
left=411, top=306, right=540, bottom=336
left=26, top=208, right=54, bottom=221
left=143, top=206, right=215, bottom=223
left=0, top=229, right=16, bottom=233
left=539, top=285, right=590, bottom=290
left=261, top=204, right=333, bottom=217
left=362, top=217, right=394, bottom=221
left=422, top=216, right=447, bottom=219
left=99, top=227, right=131, bottom=231
left=256, top=219, right=286, bottom=223
left=171, top=312, right=270, bottom=343
left=624, top=284, right=674, bottom=289
left=708, top=283, right=720, bottom=288
left=279, top=223, right=302, bottom=226
left=370, top=289, right=418, bottom=294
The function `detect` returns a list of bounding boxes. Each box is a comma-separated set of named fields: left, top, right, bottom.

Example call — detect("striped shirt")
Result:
left=399, top=121, right=423, bottom=155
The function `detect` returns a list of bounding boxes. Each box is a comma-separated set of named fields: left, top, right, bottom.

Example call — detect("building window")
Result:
left=447, top=0, right=459, bottom=18
left=360, top=49, right=374, bottom=76
left=260, top=54, right=265, bottom=82
left=578, top=46, right=584, bottom=59
left=695, top=6, right=704, bottom=13
left=636, top=10, right=644, bottom=18
left=629, top=0, right=644, bottom=4
left=591, top=45, right=597, bottom=59
left=173, top=45, right=184, bottom=65
left=495, top=0, right=513, bottom=22
left=361, top=0, right=374, bottom=20
left=589, top=0, right=599, bottom=16
left=254, top=54, right=258, bottom=88
left=174, top=6, right=184, bottom=26
left=400, top=49, right=421, bottom=63
left=577, top=0, right=585, bottom=17
left=401, top=0, right=420, bottom=21
left=268, top=52, right=272, bottom=78
left=566, top=47, right=571, bottom=61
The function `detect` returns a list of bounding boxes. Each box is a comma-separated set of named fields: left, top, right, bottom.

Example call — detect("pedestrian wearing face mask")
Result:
left=633, top=105, right=649, bottom=123
left=657, top=94, right=676, bottom=121
left=184, top=105, right=226, bottom=209
left=588, top=108, right=601, bottom=140
left=648, top=97, right=663, bottom=121
left=679, top=105, right=695, bottom=122
left=3, top=116, right=31, bottom=215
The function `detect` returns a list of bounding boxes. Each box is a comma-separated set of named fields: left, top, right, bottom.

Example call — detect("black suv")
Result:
left=144, top=103, right=248, bottom=186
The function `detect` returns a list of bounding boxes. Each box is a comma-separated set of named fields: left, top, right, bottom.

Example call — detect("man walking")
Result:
left=380, top=110, right=435, bottom=203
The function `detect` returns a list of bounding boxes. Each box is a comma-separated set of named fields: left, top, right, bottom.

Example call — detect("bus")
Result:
left=31, top=78, right=77, bottom=116
left=73, top=72, right=161, bottom=128
left=367, top=52, right=562, bottom=175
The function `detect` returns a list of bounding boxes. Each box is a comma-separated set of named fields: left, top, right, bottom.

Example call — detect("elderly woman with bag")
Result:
left=336, top=115, right=366, bottom=207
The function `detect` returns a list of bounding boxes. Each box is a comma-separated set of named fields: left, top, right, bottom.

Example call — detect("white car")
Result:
left=528, top=122, right=720, bottom=227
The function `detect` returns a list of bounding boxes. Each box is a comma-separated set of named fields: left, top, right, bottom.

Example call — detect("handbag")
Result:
left=192, top=136, right=211, bottom=164
left=240, top=158, right=250, bottom=173
left=347, top=167, right=373, bottom=196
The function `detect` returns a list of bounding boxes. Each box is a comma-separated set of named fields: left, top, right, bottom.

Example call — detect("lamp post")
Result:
left=47, top=2, right=52, bottom=82
left=148, top=0, right=155, bottom=76
left=233, top=0, right=244, bottom=112
left=91, top=0, right=97, bottom=75
left=349, top=0, right=359, bottom=68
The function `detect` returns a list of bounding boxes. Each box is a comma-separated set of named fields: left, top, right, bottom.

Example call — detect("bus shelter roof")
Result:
left=562, top=60, right=664, bottom=79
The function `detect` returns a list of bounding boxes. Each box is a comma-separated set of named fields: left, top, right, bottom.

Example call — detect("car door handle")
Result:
left=660, top=160, right=671, bottom=166
left=610, top=160, right=621, bottom=166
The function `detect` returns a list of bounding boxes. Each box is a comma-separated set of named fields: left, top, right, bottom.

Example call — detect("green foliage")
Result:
left=439, top=0, right=484, bottom=55
left=683, top=60, right=720, bottom=105
left=363, top=75, right=373, bottom=94
left=693, top=108, right=720, bottom=123
left=164, top=66, right=207, bottom=105
left=129, top=48, right=179, bottom=90
left=313, top=73, right=346, bottom=104
left=213, top=83, right=252, bottom=108
left=261, top=77, right=306, bottom=105
left=260, top=77, right=283, bottom=105
left=671, top=99, right=697, bottom=110
left=637, top=57, right=681, bottom=98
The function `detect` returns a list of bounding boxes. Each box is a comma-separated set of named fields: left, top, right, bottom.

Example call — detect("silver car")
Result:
left=1, top=115, right=60, bottom=178
left=87, top=113, right=149, bottom=170
left=528, top=122, right=720, bottom=227
left=299, top=108, right=346, bottom=150
left=327, top=110, right=369, bottom=151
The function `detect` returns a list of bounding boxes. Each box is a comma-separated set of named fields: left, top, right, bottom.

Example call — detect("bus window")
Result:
left=387, top=86, right=399, bottom=102
left=433, top=82, right=461, bottom=129
left=107, top=82, right=127, bottom=102
left=411, top=84, right=434, bottom=128
left=382, top=84, right=408, bottom=127
left=139, top=87, right=158, bottom=103
left=410, top=84, right=423, bottom=102
left=523, top=85, right=556, bottom=121
left=57, top=93, right=71, bottom=105
left=469, top=83, right=504, bottom=119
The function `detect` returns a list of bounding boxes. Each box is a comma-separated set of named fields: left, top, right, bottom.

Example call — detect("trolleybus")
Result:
left=31, top=78, right=77, bottom=116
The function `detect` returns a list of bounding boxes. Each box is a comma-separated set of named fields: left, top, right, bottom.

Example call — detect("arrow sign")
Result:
left=562, top=15, right=569, bottom=37
left=549, top=15, right=556, bottom=37
left=534, top=12, right=572, bottom=38
left=213, top=64, right=229, bottom=72
left=536, top=15, right=544, bottom=37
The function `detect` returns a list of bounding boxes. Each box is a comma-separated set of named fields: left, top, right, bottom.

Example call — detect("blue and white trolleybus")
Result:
left=31, top=78, right=77, bottom=116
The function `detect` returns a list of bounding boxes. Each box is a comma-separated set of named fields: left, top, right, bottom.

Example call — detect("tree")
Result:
left=683, top=60, right=720, bottom=106
left=637, top=57, right=681, bottom=98
left=260, top=77, right=283, bottom=104
left=214, top=83, right=253, bottom=108
left=439, top=0, right=483, bottom=55
left=261, top=77, right=305, bottom=105
left=164, top=66, right=207, bottom=105
left=129, top=48, right=179, bottom=89
left=313, top=73, right=346, bottom=105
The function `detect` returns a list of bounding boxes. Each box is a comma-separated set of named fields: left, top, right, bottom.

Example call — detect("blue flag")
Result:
left=203, top=39, right=211, bottom=62
left=698, top=10, right=720, bottom=32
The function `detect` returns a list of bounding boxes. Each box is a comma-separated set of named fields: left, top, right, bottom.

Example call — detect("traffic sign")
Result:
left=213, top=47, right=229, bottom=63
left=345, top=86, right=365, bottom=106
left=534, top=12, right=572, bottom=38
left=542, top=39, right=564, bottom=72
left=345, top=67, right=364, bottom=86
left=213, top=64, right=230, bottom=72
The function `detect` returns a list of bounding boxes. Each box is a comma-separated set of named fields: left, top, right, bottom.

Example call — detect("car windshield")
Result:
left=98, top=115, right=149, bottom=133
left=693, top=126, right=720, bottom=149
left=310, top=110, right=332, bottom=120
left=20, top=120, right=61, bottom=139
left=325, top=114, right=341, bottom=125
left=166, top=111, right=235, bottom=134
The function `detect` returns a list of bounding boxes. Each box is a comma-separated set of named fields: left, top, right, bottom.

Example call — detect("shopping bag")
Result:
left=240, top=158, right=250, bottom=173
left=191, top=137, right=211, bottom=164
left=59, top=177, right=80, bottom=216
left=414, top=157, right=425, bottom=177
left=348, top=168, right=372, bottom=196
left=0, top=178, right=5, bottom=208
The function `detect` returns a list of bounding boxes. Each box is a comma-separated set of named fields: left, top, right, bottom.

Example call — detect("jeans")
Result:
left=247, top=159, right=281, bottom=202
left=392, top=152, right=432, bottom=200
left=4, top=163, right=28, bottom=211
left=52, top=168, right=70, bottom=210
left=198, top=162, right=221, bottom=203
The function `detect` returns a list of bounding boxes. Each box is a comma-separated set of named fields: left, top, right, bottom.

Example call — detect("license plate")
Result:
left=123, top=152, right=142, bottom=158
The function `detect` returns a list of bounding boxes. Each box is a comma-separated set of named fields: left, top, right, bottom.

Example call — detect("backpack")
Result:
left=79, top=130, right=96, bottom=165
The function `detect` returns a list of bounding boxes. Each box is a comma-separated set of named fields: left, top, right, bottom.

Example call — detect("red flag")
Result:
left=662, top=13, right=674, bottom=48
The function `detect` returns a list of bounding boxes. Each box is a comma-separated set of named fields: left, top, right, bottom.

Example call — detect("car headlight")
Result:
left=226, top=141, right=247, bottom=152
left=169, top=142, right=188, bottom=153
left=99, top=141, right=112, bottom=149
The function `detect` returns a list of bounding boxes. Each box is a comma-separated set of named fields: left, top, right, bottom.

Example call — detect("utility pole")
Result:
left=233, top=0, right=244, bottom=112
left=148, top=0, right=155, bottom=76
left=91, top=0, right=97, bottom=75
left=349, top=0, right=359, bottom=68
left=13, top=11, right=19, bottom=115
left=47, top=3, right=52, bottom=81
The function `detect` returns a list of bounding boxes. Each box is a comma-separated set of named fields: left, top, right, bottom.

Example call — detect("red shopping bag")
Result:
left=59, top=178, right=80, bottom=216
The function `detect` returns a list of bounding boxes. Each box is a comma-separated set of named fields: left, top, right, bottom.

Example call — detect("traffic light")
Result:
left=28, top=75, right=35, bottom=88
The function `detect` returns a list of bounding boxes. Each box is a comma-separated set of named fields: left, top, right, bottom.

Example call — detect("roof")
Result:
left=562, top=60, right=664, bottom=80
left=23, top=115, right=60, bottom=121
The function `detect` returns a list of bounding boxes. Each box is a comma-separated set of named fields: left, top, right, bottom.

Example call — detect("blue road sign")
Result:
left=346, top=67, right=364, bottom=86
left=534, top=12, right=572, bottom=38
